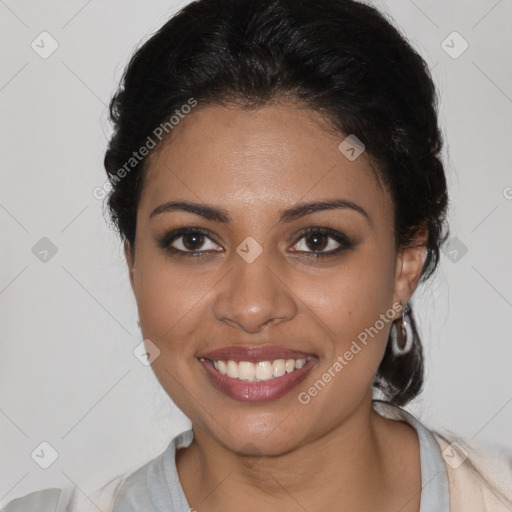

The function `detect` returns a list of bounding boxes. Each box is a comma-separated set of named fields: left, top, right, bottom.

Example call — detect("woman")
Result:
left=4, top=0, right=511, bottom=511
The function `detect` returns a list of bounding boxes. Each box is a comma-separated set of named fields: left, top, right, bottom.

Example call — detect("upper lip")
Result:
left=198, top=345, right=317, bottom=363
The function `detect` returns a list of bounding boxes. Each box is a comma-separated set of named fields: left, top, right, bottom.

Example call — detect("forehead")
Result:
left=139, top=102, right=390, bottom=221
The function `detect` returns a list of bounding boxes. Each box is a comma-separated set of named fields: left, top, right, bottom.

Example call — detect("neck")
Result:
left=176, top=396, right=418, bottom=512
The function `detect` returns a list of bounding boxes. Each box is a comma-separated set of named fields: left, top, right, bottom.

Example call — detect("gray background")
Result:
left=1, top=0, right=511, bottom=505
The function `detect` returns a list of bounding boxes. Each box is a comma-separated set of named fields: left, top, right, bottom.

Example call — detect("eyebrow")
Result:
left=149, top=199, right=370, bottom=225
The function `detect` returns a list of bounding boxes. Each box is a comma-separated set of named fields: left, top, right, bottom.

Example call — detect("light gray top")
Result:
left=2, top=401, right=450, bottom=512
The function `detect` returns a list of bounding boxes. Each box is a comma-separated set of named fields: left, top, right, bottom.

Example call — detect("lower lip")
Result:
left=199, top=357, right=318, bottom=402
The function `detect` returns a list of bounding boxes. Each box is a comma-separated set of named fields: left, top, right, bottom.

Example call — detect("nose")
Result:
left=212, top=248, right=299, bottom=334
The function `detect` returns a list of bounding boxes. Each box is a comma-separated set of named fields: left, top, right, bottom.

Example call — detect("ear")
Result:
left=124, top=239, right=136, bottom=292
left=392, top=223, right=428, bottom=310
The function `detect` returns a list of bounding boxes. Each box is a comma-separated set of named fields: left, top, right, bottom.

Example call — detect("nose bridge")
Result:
left=212, top=242, right=298, bottom=333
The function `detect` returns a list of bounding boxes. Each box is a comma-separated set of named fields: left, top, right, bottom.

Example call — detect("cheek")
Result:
left=293, top=253, right=396, bottom=420
left=296, top=249, right=397, bottom=395
left=133, top=260, right=214, bottom=414
left=306, top=250, right=395, bottom=334
left=133, top=255, right=216, bottom=352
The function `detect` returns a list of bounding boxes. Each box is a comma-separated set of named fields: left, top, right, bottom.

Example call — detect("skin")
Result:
left=124, top=102, right=428, bottom=512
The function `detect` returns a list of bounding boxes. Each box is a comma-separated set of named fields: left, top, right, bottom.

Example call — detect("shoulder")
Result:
left=3, top=431, right=194, bottom=512
left=1, top=474, right=128, bottom=512
left=111, top=430, right=194, bottom=511
left=433, top=430, right=512, bottom=511
left=109, top=443, right=178, bottom=511
left=1, top=488, right=63, bottom=512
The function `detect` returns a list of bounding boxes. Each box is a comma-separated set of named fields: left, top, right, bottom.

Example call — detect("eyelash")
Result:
left=157, top=226, right=354, bottom=261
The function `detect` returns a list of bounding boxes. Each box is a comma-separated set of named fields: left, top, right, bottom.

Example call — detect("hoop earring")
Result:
left=390, top=302, right=413, bottom=356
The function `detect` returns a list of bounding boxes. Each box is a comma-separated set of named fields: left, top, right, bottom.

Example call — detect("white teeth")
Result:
left=272, top=359, right=286, bottom=377
left=255, top=361, right=273, bottom=381
left=227, top=360, right=239, bottom=379
left=209, top=358, right=309, bottom=380
left=217, top=360, right=227, bottom=375
left=295, top=358, right=306, bottom=369
left=238, top=361, right=255, bottom=381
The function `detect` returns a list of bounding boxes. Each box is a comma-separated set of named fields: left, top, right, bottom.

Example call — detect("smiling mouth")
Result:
left=200, top=357, right=312, bottom=381
left=197, top=350, right=318, bottom=402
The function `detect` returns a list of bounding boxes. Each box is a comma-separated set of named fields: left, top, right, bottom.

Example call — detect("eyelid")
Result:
left=157, top=227, right=222, bottom=253
left=289, top=227, right=353, bottom=254
left=159, top=226, right=354, bottom=262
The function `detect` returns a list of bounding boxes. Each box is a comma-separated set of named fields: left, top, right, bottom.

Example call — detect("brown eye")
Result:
left=181, top=232, right=206, bottom=251
left=158, top=228, right=223, bottom=255
left=304, top=232, right=329, bottom=252
left=289, top=227, right=354, bottom=258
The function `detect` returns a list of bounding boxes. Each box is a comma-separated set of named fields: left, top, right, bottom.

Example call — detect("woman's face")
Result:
left=126, top=102, right=424, bottom=455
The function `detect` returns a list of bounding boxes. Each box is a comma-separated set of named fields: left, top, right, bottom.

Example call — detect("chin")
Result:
left=206, top=411, right=309, bottom=457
